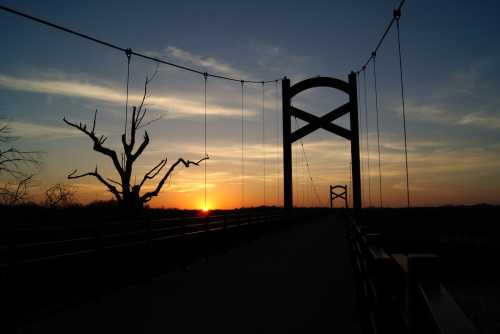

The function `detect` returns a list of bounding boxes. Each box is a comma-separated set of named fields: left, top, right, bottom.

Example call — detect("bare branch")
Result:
left=63, top=117, right=123, bottom=179
left=45, top=183, right=76, bottom=208
left=137, top=115, right=162, bottom=130
left=0, top=175, right=33, bottom=205
left=68, top=167, right=121, bottom=201
left=1, top=136, right=41, bottom=182
left=92, top=109, right=98, bottom=134
left=0, top=124, right=15, bottom=143
left=107, top=177, right=122, bottom=187
left=134, top=67, right=159, bottom=130
left=140, top=156, right=209, bottom=203
left=131, top=131, right=149, bottom=161
left=138, top=157, right=168, bottom=188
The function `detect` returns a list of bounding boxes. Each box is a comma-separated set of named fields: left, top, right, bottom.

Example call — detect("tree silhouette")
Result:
left=63, top=74, right=208, bottom=210
left=0, top=121, right=39, bottom=204
left=45, top=183, right=76, bottom=208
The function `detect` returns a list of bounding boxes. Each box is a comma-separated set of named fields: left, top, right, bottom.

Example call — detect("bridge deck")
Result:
left=23, top=215, right=361, bottom=333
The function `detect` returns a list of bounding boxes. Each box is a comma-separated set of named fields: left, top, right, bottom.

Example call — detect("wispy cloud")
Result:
left=405, top=101, right=456, bottom=124
left=8, top=120, right=84, bottom=139
left=405, top=99, right=500, bottom=130
left=402, top=60, right=500, bottom=130
left=252, top=44, right=306, bottom=78
left=165, top=46, right=247, bottom=79
left=457, top=112, right=500, bottom=129
left=0, top=73, right=249, bottom=118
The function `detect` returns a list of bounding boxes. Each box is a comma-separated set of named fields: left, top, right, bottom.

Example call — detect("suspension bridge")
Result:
left=0, top=2, right=410, bottom=211
left=1, top=2, right=481, bottom=333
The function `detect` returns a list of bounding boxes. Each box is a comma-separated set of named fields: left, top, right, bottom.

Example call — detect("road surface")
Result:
left=22, top=215, right=361, bottom=333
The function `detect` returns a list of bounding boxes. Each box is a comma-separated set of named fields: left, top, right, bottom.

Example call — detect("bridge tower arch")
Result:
left=282, top=72, right=362, bottom=210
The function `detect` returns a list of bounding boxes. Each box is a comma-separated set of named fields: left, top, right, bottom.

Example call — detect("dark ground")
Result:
left=19, top=215, right=361, bottom=334
left=359, top=205, right=500, bottom=334
left=5, top=205, right=500, bottom=333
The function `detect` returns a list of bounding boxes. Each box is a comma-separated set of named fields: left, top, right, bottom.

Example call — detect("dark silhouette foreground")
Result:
left=22, top=215, right=360, bottom=333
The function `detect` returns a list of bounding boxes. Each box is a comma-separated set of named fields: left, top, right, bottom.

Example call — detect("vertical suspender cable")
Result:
left=343, top=112, right=349, bottom=205
left=363, top=69, right=372, bottom=207
left=275, top=80, right=280, bottom=206
left=241, top=81, right=245, bottom=208
left=347, top=114, right=352, bottom=208
left=293, top=117, right=300, bottom=206
left=297, top=134, right=325, bottom=207
left=395, top=10, right=411, bottom=208
left=372, top=54, right=383, bottom=208
left=300, top=134, right=305, bottom=206
left=262, top=82, right=266, bottom=206
left=356, top=72, right=364, bottom=206
left=124, top=49, right=132, bottom=142
left=203, top=73, right=208, bottom=210
left=349, top=153, right=352, bottom=208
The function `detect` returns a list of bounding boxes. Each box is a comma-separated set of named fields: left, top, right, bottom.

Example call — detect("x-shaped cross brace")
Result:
left=290, top=102, right=352, bottom=142
left=330, top=185, right=347, bottom=200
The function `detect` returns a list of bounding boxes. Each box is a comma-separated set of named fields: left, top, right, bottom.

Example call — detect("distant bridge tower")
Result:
left=282, top=73, right=361, bottom=210
left=330, top=185, right=348, bottom=208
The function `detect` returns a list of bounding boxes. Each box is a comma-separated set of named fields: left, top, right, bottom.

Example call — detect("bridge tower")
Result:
left=282, top=72, right=362, bottom=210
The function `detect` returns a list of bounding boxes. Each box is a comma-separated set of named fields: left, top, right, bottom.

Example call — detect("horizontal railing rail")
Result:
left=1, top=211, right=286, bottom=268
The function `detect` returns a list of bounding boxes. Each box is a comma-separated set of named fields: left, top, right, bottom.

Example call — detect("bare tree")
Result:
left=63, top=74, right=208, bottom=211
left=45, top=183, right=76, bottom=208
left=0, top=121, right=39, bottom=204
left=0, top=175, right=33, bottom=205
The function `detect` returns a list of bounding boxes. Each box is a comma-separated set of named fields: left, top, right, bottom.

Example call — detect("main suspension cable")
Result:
left=372, top=54, right=383, bottom=208
left=356, top=0, right=407, bottom=72
left=0, top=5, right=282, bottom=85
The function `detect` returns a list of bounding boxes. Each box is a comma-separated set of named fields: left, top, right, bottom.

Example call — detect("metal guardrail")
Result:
left=1, top=210, right=290, bottom=333
left=347, top=216, right=479, bottom=334
left=1, top=211, right=284, bottom=268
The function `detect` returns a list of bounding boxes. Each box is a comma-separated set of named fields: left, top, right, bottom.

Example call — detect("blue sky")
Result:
left=0, top=0, right=499, bottom=208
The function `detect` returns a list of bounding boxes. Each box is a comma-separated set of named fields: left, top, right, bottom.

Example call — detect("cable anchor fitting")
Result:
left=125, top=48, right=132, bottom=59
left=393, top=8, right=401, bottom=20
